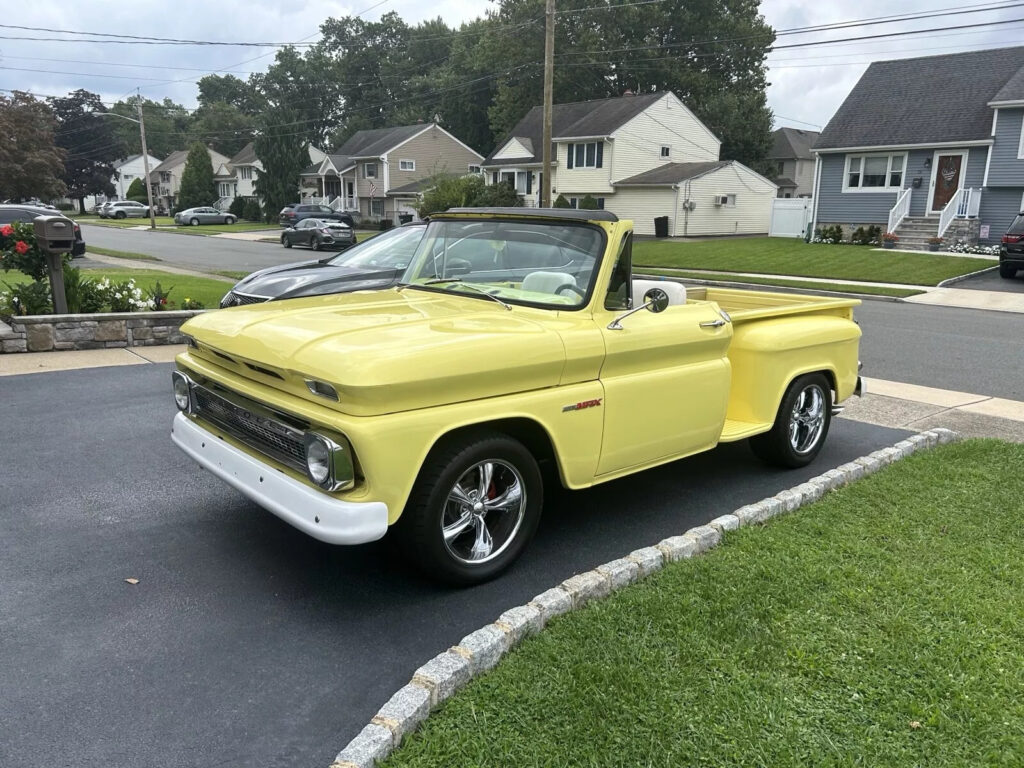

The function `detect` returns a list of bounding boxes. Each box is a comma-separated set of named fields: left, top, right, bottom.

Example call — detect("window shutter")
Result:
left=567, top=143, right=574, bottom=169
left=596, top=142, right=604, bottom=168
left=526, top=172, right=533, bottom=194
left=492, top=171, right=498, bottom=184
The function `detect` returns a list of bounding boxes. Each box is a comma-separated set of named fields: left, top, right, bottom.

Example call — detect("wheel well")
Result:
left=429, top=418, right=562, bottom=485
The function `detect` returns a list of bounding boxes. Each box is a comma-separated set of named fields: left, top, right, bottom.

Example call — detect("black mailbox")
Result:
left=32, top=215, right=75, bottom=254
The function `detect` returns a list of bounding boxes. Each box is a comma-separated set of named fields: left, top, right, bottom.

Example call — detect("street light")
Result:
left=96, top=107, right=157, bottom=231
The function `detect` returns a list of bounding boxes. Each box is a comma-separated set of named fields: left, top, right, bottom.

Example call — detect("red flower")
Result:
left=14, top=240, right=29, bottom=254
left=160, top=298, right=167, bottom=305
left=0, top=224, right=12, bottom=237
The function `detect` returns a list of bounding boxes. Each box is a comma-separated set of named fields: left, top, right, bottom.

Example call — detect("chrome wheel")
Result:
left=789, top=384, right=826, bottom=454
left=441, top=460, right=526, bottom=565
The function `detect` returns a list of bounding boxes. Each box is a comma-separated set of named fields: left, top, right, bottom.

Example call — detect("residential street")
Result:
left=0, top=363, right=910, bottom=768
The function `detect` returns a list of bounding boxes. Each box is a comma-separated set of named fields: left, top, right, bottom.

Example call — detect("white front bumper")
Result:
left=171, top=412, right=388, bottom=545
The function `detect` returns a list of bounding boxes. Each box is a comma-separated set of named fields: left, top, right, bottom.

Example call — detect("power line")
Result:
left=0, top=24, right=318, bottom=47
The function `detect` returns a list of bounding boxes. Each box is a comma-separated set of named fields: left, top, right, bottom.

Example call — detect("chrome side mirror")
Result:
left=644, top=288, right=669, bottom=313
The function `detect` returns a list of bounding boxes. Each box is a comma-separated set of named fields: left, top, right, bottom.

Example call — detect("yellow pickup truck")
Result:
left=171, top=208, right=862, bottom=584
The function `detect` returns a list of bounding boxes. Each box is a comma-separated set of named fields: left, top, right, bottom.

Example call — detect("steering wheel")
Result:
left=555, top=284, right=586, bottom=299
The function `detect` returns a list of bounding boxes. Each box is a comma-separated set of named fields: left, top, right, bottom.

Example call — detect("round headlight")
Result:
left=172, top=373, right=191, bottom=411
left=305, top=437, right=331, bottom=485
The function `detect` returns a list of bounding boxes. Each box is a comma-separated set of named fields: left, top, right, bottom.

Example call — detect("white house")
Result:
left=481, top=92, right=777, bottom=236
left=214, top=142, right=328, bottom=209
left=74, top=154, right=163, bottom=210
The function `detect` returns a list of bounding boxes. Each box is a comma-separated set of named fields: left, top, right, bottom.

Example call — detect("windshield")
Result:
left=326, top=225, right=425, bottom=269
left=400, top=219, right=603, bottom=309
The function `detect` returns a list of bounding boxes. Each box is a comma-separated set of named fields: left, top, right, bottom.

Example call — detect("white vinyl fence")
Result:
left=769, top=198, right=813, bottom=238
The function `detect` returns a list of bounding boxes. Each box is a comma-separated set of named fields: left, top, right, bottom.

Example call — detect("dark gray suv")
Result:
left=999, top=213, right=1024, bottom=279
left=0, top=205, right=85, bottom=257
left=278, top=203, right=354, bottom=228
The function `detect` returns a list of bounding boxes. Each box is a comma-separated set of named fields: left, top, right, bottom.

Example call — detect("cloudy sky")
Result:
left=1, top=0, right=1021, bottom=137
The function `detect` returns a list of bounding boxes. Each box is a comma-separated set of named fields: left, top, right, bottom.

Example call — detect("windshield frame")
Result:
left=398, top=216, right=607, bottom=312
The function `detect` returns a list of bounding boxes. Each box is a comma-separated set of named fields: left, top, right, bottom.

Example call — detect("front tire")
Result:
left=224, top=216, right=236, bottom=225
left=115, top=211, right=126, bottom=219
left=395, top=432, right=543, bottom=585
left=281, top=235, right=292, bottom=248
left=312, top=238, right=322, bottom=251
left=1000, top=261, right=1018, bottom=279
left=750, top=373, right=832, bottom=468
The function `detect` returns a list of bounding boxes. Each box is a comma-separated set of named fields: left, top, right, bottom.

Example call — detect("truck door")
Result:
left=595, top=236, right=732, bottom=476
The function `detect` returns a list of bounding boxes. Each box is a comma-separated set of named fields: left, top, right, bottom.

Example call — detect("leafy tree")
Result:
left=0, top=91, right=65, bottom=201
left=197, top=74, right=261, bottom=114
left=252, top=46, right=341, bottom=149
left=109, top=96, right=191, bottom=159
left=190, top=102, right=255, bottom=156
left=242, top=198, right=262, bottom=222
left=125, top=177, right=147, bottom=202
left=553, top=194, right=572, bottom=208
left=254, top=116, right=308, bottom=222
left=417, top=174, right=521, bottom=216
left=228, top=196, right=247, bottom=218
left=578, top=194, right=599, bottom=210
left=48, top=90, right=126, bottom=213
left=177, top=142, right=216, bottom=209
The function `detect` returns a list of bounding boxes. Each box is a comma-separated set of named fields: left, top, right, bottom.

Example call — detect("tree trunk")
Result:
left=77, top=197, right=86, bottom=215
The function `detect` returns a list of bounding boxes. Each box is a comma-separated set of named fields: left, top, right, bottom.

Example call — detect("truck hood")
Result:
left=181, top=288, right=568, bottom=416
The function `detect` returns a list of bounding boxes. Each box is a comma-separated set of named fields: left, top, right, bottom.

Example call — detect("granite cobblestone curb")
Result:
left=328, top=428, right=961, bottom=768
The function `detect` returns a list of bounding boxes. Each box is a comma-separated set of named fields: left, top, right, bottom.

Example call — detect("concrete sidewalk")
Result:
left=3, top=347, right=1021, bottom=441
left=903, top=286, right=1024, bottom=313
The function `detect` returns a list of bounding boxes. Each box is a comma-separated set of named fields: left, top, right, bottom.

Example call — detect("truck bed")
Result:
left=683, top=286, right=859, bottom=323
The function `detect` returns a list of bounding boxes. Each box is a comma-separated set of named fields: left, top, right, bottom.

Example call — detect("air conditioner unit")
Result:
left=714, top=195, right=730, bottom=206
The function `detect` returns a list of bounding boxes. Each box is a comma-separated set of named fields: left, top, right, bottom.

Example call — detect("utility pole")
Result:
left=541, top=0, right=555, bottom=208
left=137, top=102, right=157, bottom=231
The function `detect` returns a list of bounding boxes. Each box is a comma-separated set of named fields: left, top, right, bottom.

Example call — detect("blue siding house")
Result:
left=812, top=47, right=1024, bottom=248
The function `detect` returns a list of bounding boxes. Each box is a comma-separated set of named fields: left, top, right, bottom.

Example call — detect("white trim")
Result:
left=363, top=162, right=378, bottom=179
left=992, top=108, right=999, bottom=137
left=1020, top=189, right=1024, bottom=213
left=811, top=154, right=822, bottom=234
left=988, top=99, right=1024, bottom=107
left=555, top=135, right=610, bottom=142
left=818, top=139, right=993, bottom=153
left=1018, top=111, right=1024, bottom=160
left=983, top=144, right=993, bottom=187
left=382, top=153, right=390, bottom=192
left=927, top=149, right=969, bottom=215
left=398, top=159, right=415, bottom=171
left=842, top=152, right=907, bottom=193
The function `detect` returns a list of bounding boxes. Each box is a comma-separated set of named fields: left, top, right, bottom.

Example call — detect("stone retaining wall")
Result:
left=0, top=310, right=206, bottom=353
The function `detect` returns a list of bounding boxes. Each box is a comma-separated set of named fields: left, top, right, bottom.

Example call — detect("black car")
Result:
left=278, top=203, right=355, bottom=228
left=220, top=222, right=425, bottom=307
left=999, top=212, right=1024, bottom=279
left=280, top=218, right=356, bottom=251
left=0, top=205, right=85, bottom=257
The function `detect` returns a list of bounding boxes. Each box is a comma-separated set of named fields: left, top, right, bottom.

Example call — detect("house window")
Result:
left=468, top=164, right=481, bottom=174
left=218, top=183, right=232, bottom=197
left=399, top=159, right=415, bottom=171
left=499, top=170, right=529, bottom=194
left=240, top=167, right=253, bottom=180
left=123, top=173, right=133, bottom=180
left=777, top=161, right=785, bottom=176
left=370, top=199, right=385, bottom=217
left=575, top=142, right=597, bottom=168
left=725, top=194, right=736, bottom=207
left=661, top=146, right=671, bottom=158
left=364, top=163, right=377, bottom=179
left=844, top=153, right=906, bottom=191
left=569, top=197, right=605, bottom=210
left=160, top=172, right=171, bottom=183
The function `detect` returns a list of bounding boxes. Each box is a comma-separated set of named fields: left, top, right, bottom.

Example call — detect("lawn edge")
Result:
left=328, top=428, right=962, bottom=768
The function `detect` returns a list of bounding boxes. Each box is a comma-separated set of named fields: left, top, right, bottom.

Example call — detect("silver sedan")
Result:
left=174, top=207, right=237, bottom=226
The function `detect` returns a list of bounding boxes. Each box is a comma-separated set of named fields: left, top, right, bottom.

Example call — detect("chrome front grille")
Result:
left=191, top=383, right=308, bottom=473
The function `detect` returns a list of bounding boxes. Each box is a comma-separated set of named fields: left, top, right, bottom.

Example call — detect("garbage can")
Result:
left=398, top=213, right=414, bottom=225
left=654, top=216, right=669, bottom=238
left=379, top=219, right=394, bottom=231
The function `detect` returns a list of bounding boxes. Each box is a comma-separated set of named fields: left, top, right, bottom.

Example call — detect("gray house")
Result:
left=769, top=127, right=818, bottom=198
left=812, top=46, right=1024, bottom=249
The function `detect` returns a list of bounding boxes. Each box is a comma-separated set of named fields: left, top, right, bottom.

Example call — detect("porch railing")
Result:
left=938, top=187, right=982, bottom=237
left=887, top=187, right=911, bottom=233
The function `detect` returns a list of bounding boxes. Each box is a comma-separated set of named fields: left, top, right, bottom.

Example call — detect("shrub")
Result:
left=242, top=198, right=262, bottom=222
left=811, top=224, right=844, bottom=244
left=126, top=178, right=148, bottom=203
left=867, top=225, right=882, bottom=244
left=180, top=297, right=205, bottom=310
left=56, top=202, right=75, bottom=212
left=1, top=280, right=52, bottom=316
left=229, top=196, right=247, bottom=218
left=553, top=194, right=572, bottom=209
left=417, top=174, right=523, bottom=217
left=63, top=267, right=105, bottom=314
left=145, top=281, right=174, bottom=311
left=95, top=277, right=148, bottom=312
left=0, top=220, right=62, bottom=281
left=578, top=194, right=599, bottom=210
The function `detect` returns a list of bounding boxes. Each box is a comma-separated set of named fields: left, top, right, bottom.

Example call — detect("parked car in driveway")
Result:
left=174, top=207, right=237, bottom=226
left=220, top=222, right=425, bottom=307
left=279, top=203, right=354, bottom=228
left=0, top=204, right=86, bottom=257
left=280, top=218, right=355, bottom=251
left=103, top=200, right=150, bottom=219
left=999, top=212, right=1024, bottom=279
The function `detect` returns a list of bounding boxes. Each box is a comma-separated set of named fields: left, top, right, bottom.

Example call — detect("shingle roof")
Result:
left=335, top=124, right=430, bottom=158
left=148, top=149, right=188, bottom=180
left=326, top=154, right=355, bottom=172
left=991, top=63, right=1024, bottom=103
left=387, top=176, right=451, bottom=196
left=815, top=46, right=1024, bottom=150
left=229, top=142, right=257, bottom=165
left=769, top=128, right=818, bottom=160
left=613, top=161, right=728, bottom=186
left=775, top=176, right=797, bottom=188
left=483, top=92, right=664, bottom=165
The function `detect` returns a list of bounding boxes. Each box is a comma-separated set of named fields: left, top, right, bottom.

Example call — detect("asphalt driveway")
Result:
left=0, top=363, right=910, bottom=768
left=954, top=267, right=1024, bottom=293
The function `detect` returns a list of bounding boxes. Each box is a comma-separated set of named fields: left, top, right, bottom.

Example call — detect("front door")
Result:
left=930, top=153, right=965, bottom=212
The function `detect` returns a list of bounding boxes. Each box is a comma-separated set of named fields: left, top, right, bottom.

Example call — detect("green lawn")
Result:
left=633, top=238, right=993, bottom=286
left=87, top=246, right=160, bottom=262
left=638, top=268, right=925, bottom=298
left=173, top=222, right=281, bottom=235
left=2, top=267, right=231, bottom=309
left=386, top=440, right=1024, bottom=768
left=76, top=216, right=177, bottom=228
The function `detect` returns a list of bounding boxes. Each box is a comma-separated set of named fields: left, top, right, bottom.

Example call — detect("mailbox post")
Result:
left=33, top=215, right=75, bottom=315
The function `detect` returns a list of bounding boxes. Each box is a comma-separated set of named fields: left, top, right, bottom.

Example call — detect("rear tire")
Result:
left=1000, top=262, right=1018, bottom=279
left=394, top=431, right=543, bottom=585
left=115, top=211, right=126, bottom=219
left=189, top=217, right=200, bottom=226
left=750, top=373, right=832, bottom=468
left=281, top=235, right=292, bottom=248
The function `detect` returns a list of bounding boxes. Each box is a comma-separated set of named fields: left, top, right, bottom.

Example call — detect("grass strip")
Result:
left=633, top=237, right=993, bottom=286
left=212, top=270, right=250, bottom=281
left=86, top=246, right=160, bottom=262
left=385, top=440, right=1024, bottom=768
left=638, top=268, right=925, bottom=298
left=2, top=268, right=231, bottom=309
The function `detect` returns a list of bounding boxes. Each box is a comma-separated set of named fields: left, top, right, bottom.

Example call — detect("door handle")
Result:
left=699, top=319, right=726, bottom=328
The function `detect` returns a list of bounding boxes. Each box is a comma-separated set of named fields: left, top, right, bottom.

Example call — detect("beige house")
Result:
left=481, top=92, right=777, bottom=236
left=769, top=127, right=818, bottom=198
left=299, top=123, right=484, bottom=221
left=148, top=147, right=231, bottom=212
